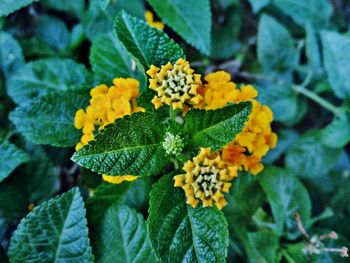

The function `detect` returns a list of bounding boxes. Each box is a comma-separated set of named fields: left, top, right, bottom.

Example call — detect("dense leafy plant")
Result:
left=0, top=0, right=349, bottom=262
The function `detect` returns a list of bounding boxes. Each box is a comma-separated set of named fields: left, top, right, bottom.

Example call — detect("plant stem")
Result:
left=292, top=85, right=341, bottom=116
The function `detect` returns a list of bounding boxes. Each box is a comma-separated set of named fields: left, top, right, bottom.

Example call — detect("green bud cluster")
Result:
left=162, top=132, right=184, bottom=155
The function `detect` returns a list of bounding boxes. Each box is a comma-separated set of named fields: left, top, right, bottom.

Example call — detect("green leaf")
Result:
left=42, top=0, right=85, bottom=18
left=255, top=81, right=299, bottom=124
left=72, top=111, right=168, bottom=176
left=24, top=145, right=59, bottom=204
left=82, top=0, right=145, bottom=40
left=321, top=113, right=350, bottom=148
left=247, top=0, right=270, bottom=13
left=34, top=15, right=70, bottom=52
left=7, top=58, right=93, bottom=104
left=246, top=232, right=279, bottom=263
left=0, top=31, right=24, bottom=80
left=114, top=11, right=185, bottom=70
left=95, top=204, right=158, bottom=263
left=259, top=166, right=311, bottom=238
left=148, top=173, right=229, bottom=262
left=321, top=31, right=350, bottom=99
left=257, top=14, right=299, bottom=73
left=285, top=131, right=341, bottom=178
left=210, top=5, right=242, bottom=59
left=184, top=102, right=252, bottom=151
left=147, top=0, right=211, bottom=55
left=274, top=0, right=333, bottom=29
left=90, top=33, right=137, bottom=83
left=0, top=0, right=38, bottom=17
left=305, top=23, right=321, bottom=75
left=8, top=188, right=93, bottom=262
left=0, top=140, right=29, bottom=182
left=10, top=92, right=88, bottom=147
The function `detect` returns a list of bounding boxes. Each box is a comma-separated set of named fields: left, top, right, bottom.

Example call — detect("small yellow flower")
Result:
left=174, top=148, right=238, bottom=210
left=102, top=174, right=138, bottom=184
left=147, top=58, right=203, bottom=110
left=145, top=10, right=165, bottom=30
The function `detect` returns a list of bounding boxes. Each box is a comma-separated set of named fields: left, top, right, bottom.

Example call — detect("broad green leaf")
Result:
left=210, top=5, right=242, bottom=59
left=10, top=92, right=88, bottom=147
left=259, top=166, right=311, bottom=238
left=0, top=31, right=24, bottom=79
left=247, top=0, right=270, bottom=13
left=274, top=0, right=333, bottom=29
left=8, top=188, right=93, bottom=262
left=184, top=102, right=252, bottom=151
left=285, top=131, right=341, bottom=178
left=321, top=31, right=350, bottom=99
left=0, top=140, right=29, bottom=182
left=257, top=14, right=299, bottom=72
left=7, top=58, right=93, bottom=104
left=72, top=111, right=168, bottom=176
left=255, top=81, right=299, bottom=124
left=305, top=23, right=321, bottom=75
left=0, top=0, right=38, bottom=17
left=148, top=173, right=229, bottom=262
left=90, top=33, right=137, bottom=83
left=246, top=232, right=279, bottom=263
left=114, top=11, right=185, bottom=70
left=147, top=0, right=211, bottom=55
left=283, top=243, right=311, bottom=263
left=321, top=113, right=350, bottom=148
left=42, top=0, right=85, bottom=18
left=82, top=0, right=145, bottom=40
left=95, top=204, right=158, bottom=263
left=34, top=15, right=70, bottom=52
left=24, top=144, right=59, bottom=204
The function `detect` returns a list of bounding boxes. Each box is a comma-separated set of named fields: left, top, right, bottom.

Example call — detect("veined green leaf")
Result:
left=7, top=58, right=93, bottom=104
left=274, top=0, right=333, bottom=29
left=147, top=0, right=211, bottom=55
left=95, top=204, right=158, bottom=263
left=42, top=0, right=85, bottom=19
left=83, top=0, right=145, bottom=40
left=114, top=11, right=184, bottom=70
left=257, top=14, right=299, bottom=73
left=0, top=31, right=24, bottom=80
left=321, top=31, right=350, bottom=99
left=285, top=131, right=341, bottom=178
left=34, top=15, right=70, bottom=52
left=259, top=166, right=311, bottom=238
left=0, top=140, right=29, bottom=182
left=90, top=33, right=138, bottom=83
left=10, top=92, right=88, bottom=147
left=0, top=0, right=38, bottom=17
left=305, top=23, right=321, bottom=75
left=148, top=173, right=229, bottom=262
left=8, top=188, right=93, bottom=263
left=184, top=102, right=252, bottom=151
left=72, top=111, right=169, bottom=176
left=321, top=112, right=350, bottom=148
left=246, top=232, right=279, bottom=263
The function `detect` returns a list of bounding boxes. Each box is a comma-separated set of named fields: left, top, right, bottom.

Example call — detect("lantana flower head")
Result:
left=146, top=58, right=203, bottom=110
left=174, top=148, right=238, bottom=210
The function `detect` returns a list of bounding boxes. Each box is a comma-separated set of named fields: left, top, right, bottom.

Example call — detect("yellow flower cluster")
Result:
left=174, top=148, right=238, bottom=210
left=146, top=58, right=203, bottom=110
left=74, top=78, right=143, bottom=184
left=74, top=78, right=144, bottom=150
left=145, top=10, right=164, bottom=30
left=196, top=71, right=278, bottom=175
